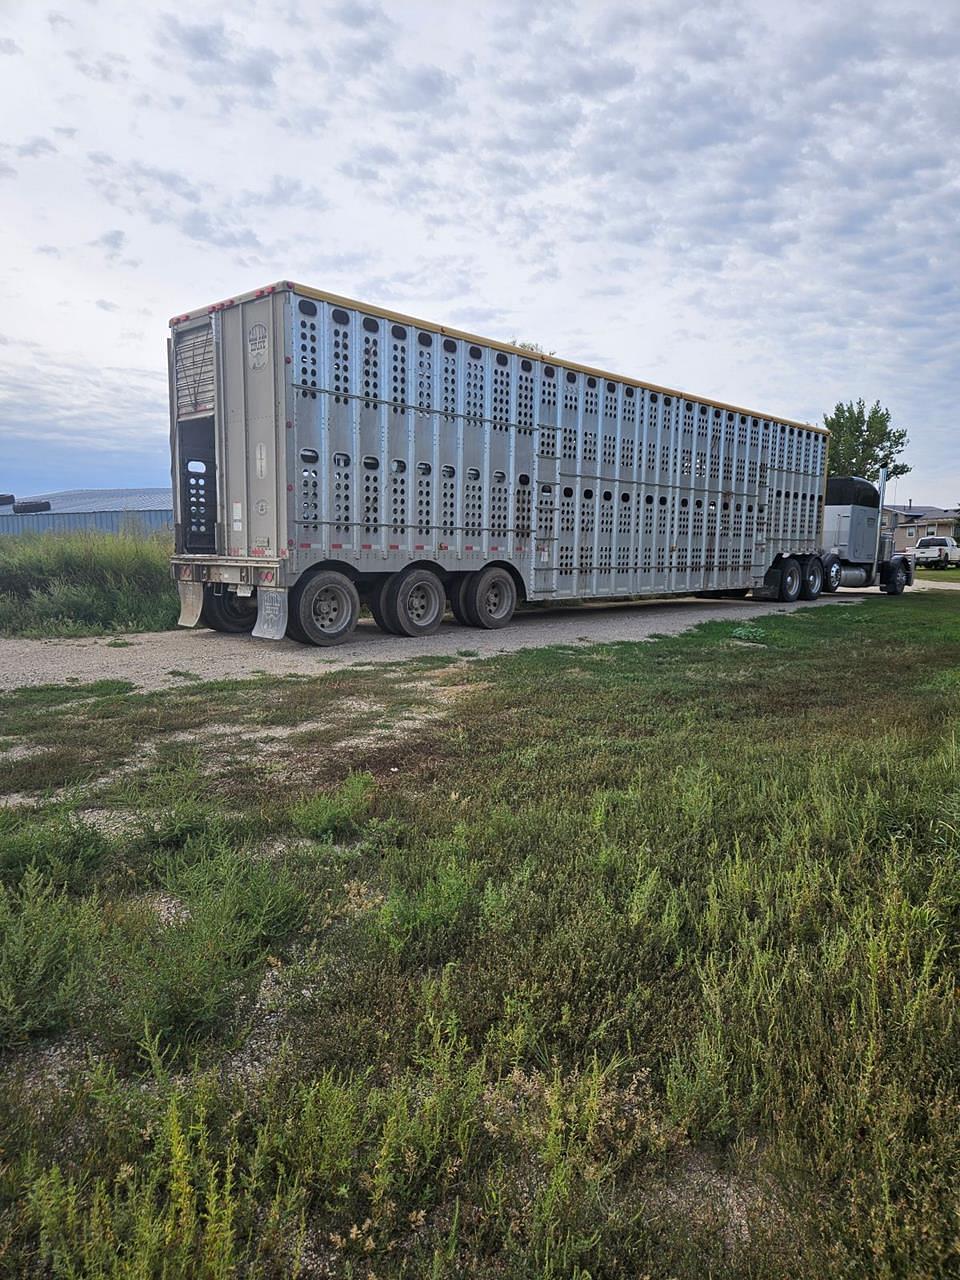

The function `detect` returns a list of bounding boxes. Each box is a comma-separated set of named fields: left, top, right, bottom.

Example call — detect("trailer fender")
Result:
left=252, top=587, right=289, bottom=641
left=177, top=581, right=204, bottom=629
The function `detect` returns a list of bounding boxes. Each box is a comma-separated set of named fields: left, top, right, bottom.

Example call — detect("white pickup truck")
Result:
left=913, top=536, right=960, bottom=569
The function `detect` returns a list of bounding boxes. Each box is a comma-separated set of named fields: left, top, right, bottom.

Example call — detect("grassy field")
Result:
left=0, top=530, right=178, bottom=637
left=1, top=591, right=959, bottom=1276
left=914, top=566, right=960, bottom=582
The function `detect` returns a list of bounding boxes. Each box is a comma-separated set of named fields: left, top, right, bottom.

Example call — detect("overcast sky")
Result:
left=2, top=0, right=958, bottom=505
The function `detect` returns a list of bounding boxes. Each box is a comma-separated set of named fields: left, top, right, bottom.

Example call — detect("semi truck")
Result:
left=168, top=281, right=912, bottom=645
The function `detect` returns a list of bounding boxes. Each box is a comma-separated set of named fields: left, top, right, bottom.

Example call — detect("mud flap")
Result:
left=177, top=581, right=204, bottom=628
left=252, top=587, right=288, bottom=641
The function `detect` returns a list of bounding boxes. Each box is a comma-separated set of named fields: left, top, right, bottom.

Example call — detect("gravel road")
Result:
left=0, top=592, right=877, bottom=693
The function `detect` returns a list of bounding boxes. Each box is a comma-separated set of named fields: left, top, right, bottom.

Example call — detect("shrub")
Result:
left=289, top=772, right=375, bottom=840
left=0, top=866, right=100, bottom=1045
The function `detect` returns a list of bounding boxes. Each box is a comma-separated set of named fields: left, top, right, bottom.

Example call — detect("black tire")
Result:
left=778, top=557, right=802, bottom=603
left=799, top=556, right=823, bottom=601
left=448, top=575, right=471, bottom=625
left=463, top=566, right=518, bottom=629
left=384, top=567, right=446, bottom=638
left=289, top=571, right=360, bottom=646
left=200, top=586, right=257, bottom=634
left=285, top=609, right=310, bottom=644
left=883, top=559, right=908, bottom=596
left=821, top=555, right=842, bottom=593
left=367, top=576, right=404, bottom=635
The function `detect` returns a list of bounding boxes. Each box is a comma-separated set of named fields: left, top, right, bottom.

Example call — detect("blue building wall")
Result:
left=0, top=509, right=174, bottom=536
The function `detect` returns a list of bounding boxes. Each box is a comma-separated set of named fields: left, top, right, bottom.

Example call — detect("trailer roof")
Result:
left=171, top=280, right=827, bottom=437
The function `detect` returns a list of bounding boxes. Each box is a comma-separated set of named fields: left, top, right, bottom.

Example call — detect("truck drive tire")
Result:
left=463, top=566, right=518, bottom=629
left=200, top=586, right=258, bottom=633
left=821, top=555, right=842, bottom=593
left=882, top=559, right=908, bottom=595
left=799, top=556, right=824, bottom=600
left=384, top=567, right=446, bottom=637
left=289, top=571, right=360, bottom=646
left=778, top=557, right=802, bottom=603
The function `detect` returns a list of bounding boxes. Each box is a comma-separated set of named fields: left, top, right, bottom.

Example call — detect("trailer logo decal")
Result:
left=247, top=322, right=268, bottom=369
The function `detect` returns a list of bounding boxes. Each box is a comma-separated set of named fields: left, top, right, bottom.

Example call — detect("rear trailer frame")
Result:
left=169, top=281, right=831, bottom=642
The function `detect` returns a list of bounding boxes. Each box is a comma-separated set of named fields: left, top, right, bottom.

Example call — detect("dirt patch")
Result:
left=646, top=1150, right=785, bottom=1250
left=74, top=807, right=143, bottom=837
left=135, top=891, right=191, bottom=927
left=0, top=596, right=861, bottom=693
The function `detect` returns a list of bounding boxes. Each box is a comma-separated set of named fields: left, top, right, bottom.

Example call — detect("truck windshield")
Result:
left=917, top=538, right=946, bottom=547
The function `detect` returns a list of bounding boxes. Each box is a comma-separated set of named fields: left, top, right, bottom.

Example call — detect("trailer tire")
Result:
left=821, top=555, right=842, bottom=593
left=463, top=566, right=517, bottom=629
left=778, top=557, right=802, bottom=603
left=200, top=586, right=258, bottom=634
left=799, top=556, right=824, bottom=600
left=384, top=567, right=446, bottom=637
left=448, top=575, right=471, bottom=626
left=290, top=571, right=360, bottom=646
left=285, top=610, right=310, bottom=644
left=365, top=577, right=404, bottom=636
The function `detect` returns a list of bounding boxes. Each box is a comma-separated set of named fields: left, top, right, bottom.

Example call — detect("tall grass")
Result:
left=0, top=529, right=178, bottom=636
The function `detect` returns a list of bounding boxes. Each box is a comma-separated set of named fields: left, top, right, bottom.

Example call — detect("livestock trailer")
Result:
left=169, top=282, right=910, bottom=644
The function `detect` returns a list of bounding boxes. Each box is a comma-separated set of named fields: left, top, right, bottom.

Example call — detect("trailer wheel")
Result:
left=799, top=556, right=824, bottom=600
left=448, top=575, right=471, bottom=626
left=385, top=567, right=446, bottom=637
left=821, top=555, right=842, bottom=593
left=285, top=610, right=309, bottom=643
left=290, top=571, right=360, bottom=646
left=463, top=566, right=517, bottom=629
left=364, top=577, right=403, bottom=636
left=200, top=586, right=258, bottom=634
left=778, top=557, right=802, bottom=603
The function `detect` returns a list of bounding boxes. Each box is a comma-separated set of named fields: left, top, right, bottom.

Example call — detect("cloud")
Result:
left=17, top=136, right=57, bottom=158
left=179, top=208, right=260, bottom=249
left=92, top=228, right=127, bottom=256
left=95, top=299, right=120, bottom=312
left=36, top=245, right=61, bottom=257
left=330, top=1, right=389, bottom=28
left=236, top=175, right=326, bottom=209
left=377, top=65, right=457, bottom=112
left=156, top=15, right=282, bottom=93
left=67, top=49, right=129, bottom=82
left=0, top=37, right=22, bottom=55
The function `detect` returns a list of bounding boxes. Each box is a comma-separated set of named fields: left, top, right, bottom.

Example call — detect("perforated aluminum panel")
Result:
left=281, top=294, right=825, bottom=599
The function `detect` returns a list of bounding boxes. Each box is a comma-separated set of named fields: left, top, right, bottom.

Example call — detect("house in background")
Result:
left=883, top=501, right=960, bottom=554
left=0, top=488, right=173, bottom=536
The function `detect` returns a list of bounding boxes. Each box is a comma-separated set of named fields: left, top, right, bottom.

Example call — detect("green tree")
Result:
left=824, top=399, right=910, bottom=481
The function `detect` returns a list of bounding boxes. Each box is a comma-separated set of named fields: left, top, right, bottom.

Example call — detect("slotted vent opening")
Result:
left=175, top=324, right=215, bottom=417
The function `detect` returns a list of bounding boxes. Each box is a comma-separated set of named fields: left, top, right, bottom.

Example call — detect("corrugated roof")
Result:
left=0, top=488, right=172, bottom=515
